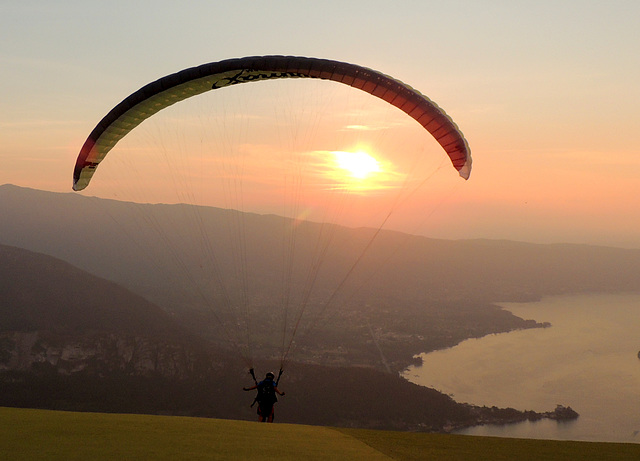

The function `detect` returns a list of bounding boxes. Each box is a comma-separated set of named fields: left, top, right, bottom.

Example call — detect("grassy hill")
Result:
left=2, top=407, right=638, bottom=460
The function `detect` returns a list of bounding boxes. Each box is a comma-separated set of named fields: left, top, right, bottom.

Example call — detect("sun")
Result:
left=332, top=150, right=381, bottom=179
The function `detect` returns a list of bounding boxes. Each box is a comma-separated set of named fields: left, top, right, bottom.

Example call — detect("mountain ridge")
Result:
left=3, top=183, right=638, bottom=316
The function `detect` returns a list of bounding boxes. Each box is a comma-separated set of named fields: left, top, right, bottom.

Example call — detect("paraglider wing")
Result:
left=73, top=55, right=471, bottom=191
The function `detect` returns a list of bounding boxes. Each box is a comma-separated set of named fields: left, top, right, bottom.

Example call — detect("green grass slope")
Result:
left=2, top=407, right=639, bottom=461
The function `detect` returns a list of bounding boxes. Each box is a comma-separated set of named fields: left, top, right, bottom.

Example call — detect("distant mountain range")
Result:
left=2, top=184, right=638, bottom=316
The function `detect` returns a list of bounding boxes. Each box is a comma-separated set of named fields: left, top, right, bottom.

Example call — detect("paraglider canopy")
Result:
left=73, top=55, right=471, bottom=192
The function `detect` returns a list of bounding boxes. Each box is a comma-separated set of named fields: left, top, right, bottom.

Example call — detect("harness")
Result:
left=248, top=368, right=283, bottom=408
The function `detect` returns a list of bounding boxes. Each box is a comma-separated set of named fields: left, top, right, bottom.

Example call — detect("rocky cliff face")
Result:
left=0, top=331, right=211, bottom=379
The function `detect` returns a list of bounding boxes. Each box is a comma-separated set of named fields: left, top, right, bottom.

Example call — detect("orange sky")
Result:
left=1, top=1, right=639, bottom=248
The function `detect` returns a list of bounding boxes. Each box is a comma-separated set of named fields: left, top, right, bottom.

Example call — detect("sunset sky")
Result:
left=2, top=1, right=639, bottom=248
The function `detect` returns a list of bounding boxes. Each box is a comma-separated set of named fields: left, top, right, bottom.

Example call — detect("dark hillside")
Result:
left=1, top=244, right=186, bottom=339
left=0, top=244, right=216, bottom=381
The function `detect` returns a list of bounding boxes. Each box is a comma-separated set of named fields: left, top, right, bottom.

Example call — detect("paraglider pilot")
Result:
left=243, top=371, right=285, bottom=422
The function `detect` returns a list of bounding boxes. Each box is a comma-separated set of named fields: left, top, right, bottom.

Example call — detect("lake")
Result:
left=402, top=293, right=640, bottom=444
